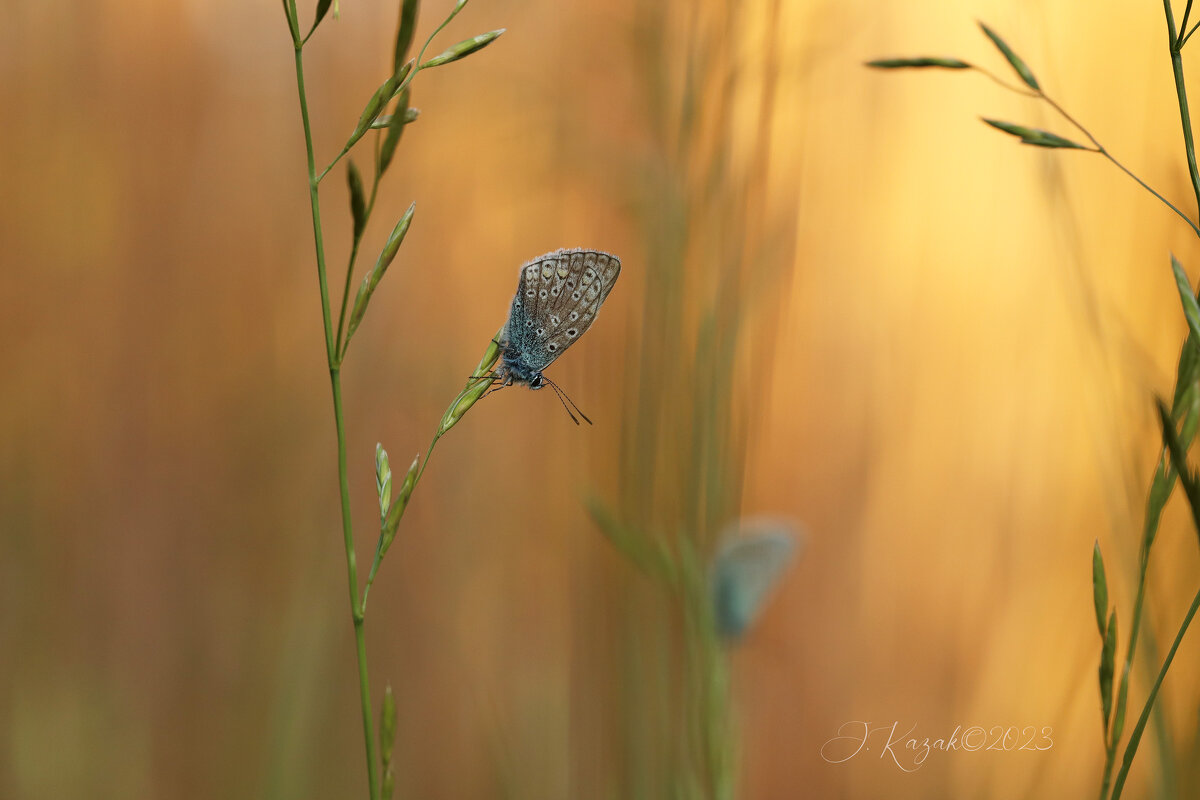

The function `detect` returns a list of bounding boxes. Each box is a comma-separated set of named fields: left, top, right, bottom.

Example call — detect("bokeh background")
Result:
left=3, top=0, right=1200, bottom=797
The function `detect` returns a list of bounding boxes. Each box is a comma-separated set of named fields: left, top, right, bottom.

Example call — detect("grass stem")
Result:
left=1164, top=0, right=1200, bottom=220
left=293, top=35, right=380, bottom=800
left=1110, top=583, right=1200, bottom=799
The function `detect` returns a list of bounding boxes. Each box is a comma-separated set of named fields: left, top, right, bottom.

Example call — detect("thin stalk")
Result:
left=333, top=369, right=380, bottom=800
left=1182, top=20, right=1200, bottom=48
left=1165, top=0, right=1200, bottom=219
left=361, top=339, right=502, bottom=612
left=970, top=65, right=1040, bottom=97
left=1037, top=92, right=1200, bottom=238
left=1098, top=150, right=1200, bottom=238
left=292, top=34, right=380, bottom=800
left=294, top=46, right=336, bottom=364
left=679, top=576, right=708, bottom=797
left=1110, top=583, right=1200, bottom=799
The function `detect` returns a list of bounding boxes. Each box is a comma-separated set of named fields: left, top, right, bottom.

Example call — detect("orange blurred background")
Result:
left=3, top=0, right=1200, bottom=798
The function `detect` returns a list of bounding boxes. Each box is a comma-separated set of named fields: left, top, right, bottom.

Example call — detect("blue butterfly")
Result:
left=712, top=519, right=802, bottom=641
left=491, top=249, right=620, bottom=422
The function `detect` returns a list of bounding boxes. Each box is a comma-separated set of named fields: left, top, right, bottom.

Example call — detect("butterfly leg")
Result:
left=479, top=374, right=514, bottom=401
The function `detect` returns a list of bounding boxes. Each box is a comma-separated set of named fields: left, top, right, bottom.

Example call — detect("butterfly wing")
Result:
left=505, top=249, right=621, bottom=373
left=712, top=522, right=802, bottom=640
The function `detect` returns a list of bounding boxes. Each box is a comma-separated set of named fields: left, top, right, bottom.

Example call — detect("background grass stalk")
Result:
left=1164, top=0, right=1200, bottom=216
left=1099, top=6, right=1200, bottom=795
left=1111, top=584, right=1200, bottom=799
left=577, top=1, right=795, bottom=795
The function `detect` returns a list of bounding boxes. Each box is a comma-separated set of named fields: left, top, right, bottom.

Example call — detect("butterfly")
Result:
left=711, top=518, right=803, bottom=641
left=491, top=248, right=621, bottom=422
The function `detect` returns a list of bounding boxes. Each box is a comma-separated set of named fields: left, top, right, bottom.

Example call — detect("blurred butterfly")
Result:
left=711, top=518, right=803, bottom=641
left=490, top=248, right=621, bottom=424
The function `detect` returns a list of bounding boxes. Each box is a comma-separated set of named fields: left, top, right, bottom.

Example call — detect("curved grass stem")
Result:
left=1097, top=149, right=1200, bottom=238
left=1040, top=90, right=1200, bottom=238
left=970, top=65, right=1040, bottom=97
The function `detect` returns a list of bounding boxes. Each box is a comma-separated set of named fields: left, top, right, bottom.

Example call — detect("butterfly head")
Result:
left=495, top=345, right=546, bottom=390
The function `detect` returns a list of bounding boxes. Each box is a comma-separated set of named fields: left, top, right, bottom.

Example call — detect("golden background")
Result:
left=2, top=0, right=1199, bottom=797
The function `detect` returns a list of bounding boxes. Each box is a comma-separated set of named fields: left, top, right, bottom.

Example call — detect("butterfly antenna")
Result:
left=544, top=376, right=592, bottom=425
left=542, top=379, right=582, bottom=425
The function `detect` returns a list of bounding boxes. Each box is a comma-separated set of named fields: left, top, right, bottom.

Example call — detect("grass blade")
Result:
left=1159, top=399, right=1200, bottom=532
left=1100, top=609, right=1117, bottom=732
left=979, top=22, right=1040, bottom=90
left=370, top=107, right=421, bottom=130
left=865, top=57, right=971, bottom=69
left=308, top=0, right=334, bottom=39
left=981, top=118, right=1086, bottom=149
left=586, top=495, right=679, bottom=588
left=347, top=159, right=366, bottom=239
left=375, top=444, right=392, bottom=522
left=1093, top=541, right=1109, bottom=638
left=420, top=29, right=505, bottom=69
left=1172, top=254, right=1200, bottom=346
left=344, top=203, right=415, bottom=349
left=380, top=454, right=420, bottom=555
left=394, top=0, right=420, bottom=74
left=380, top=90, right=411, bottom=176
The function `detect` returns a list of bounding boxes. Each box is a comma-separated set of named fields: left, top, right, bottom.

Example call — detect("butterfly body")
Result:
left=495, top=248, right=621, bottom=390
left=496, top=349, right=547, bottom=389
